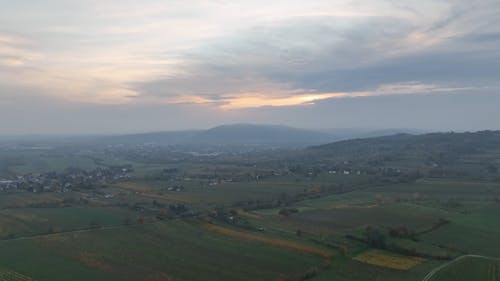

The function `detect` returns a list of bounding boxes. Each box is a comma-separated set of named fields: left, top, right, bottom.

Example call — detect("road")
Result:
left=0, top=221, right=161, bottom=242
left=422, top=254, right=500, bottom=281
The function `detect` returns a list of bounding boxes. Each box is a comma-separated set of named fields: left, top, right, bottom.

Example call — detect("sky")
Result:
left=0, top=0, right=499, bottom=134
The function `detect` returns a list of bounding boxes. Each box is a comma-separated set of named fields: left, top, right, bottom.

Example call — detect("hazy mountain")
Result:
left=318, top=128, right=426, bottom=141
left=195, top=124, right=334, bottom=145
left=309, top=130, right=500, bottom=159
left=94, top=124, right=426, bottom=146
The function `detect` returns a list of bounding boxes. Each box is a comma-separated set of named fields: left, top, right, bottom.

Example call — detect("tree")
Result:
left=388, top=225, right=416, bottom=240
left=487, top=163, right=498, bottom=174
left=89, top=220, right=101, bottom=229
left=374, top=194, right=384, bottom=205
left=48, top=225, right=61, bottom=234
left=278, top=208, right=299, bottom=216
left=123, top=217, right=132, bottom=225
left=364, top=226, right=386, bottom=249
left=137, top=216, right=145, bottom=224
left=339, top=246, right=348, bottom=257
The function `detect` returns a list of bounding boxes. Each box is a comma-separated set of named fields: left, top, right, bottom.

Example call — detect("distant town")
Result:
left=0, top=166, right=131, bottom=193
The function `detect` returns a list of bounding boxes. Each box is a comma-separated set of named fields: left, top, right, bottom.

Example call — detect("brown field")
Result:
left=202, top=223, right=333, bottom=258
left=113, top=182, right=191, bottom=203
left=353, top=249, right=425, bottom=270
left=330, top=204, right=377, bottom=209
left=78, top=252, right=114, bottom=273
left=137, top=193, right=192, bottom=204
left=237, top=210, right=263, bottom=220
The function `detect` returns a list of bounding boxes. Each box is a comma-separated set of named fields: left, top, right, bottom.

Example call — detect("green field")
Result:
left=0, top=207, right=136, bottom=238
left=0, top=220, right=324, bottom=281
left=426, top=256, right=500, bottom=281
left=0, top=175, right=499, bottom=280
left=1, top=131, right=500, bottom=280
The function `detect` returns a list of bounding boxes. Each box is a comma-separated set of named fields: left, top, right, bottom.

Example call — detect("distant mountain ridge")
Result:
left=196, top=124, right=333, bottom=144
left=104, top=124, right=333, bottom=146
left=91, top=124, right=426, bottom=146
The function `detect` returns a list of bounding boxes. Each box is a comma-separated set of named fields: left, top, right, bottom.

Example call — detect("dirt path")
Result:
left=0, top=221, right=161, bottom=242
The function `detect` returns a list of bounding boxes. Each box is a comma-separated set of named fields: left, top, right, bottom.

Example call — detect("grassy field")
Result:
left=0, top=207, right=135, bottom=238
left=0, top=176, right=498, bottom=280
left=308, top=257, right=442, bottom=281
left=414, top=203, right=500, bottom=257
left=427, top=256, right=500, bottom=281
left=0, top=239, right=123, bottom=281
left=113, top=179, right=309, bottom=206
left=0, top=151, right=99, bottom=175
left=233, top=178, right=500, bottom=280
left=0, top=220, right=325, bottom=281
left=274, top=204, right=448, bottom=234
left=0, top=192, right=68, bottom=209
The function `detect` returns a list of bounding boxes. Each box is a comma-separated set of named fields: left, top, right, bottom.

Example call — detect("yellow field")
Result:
left=354, top=249, right=425, bottom=270
left=202, top=223, right=333, bottom=258
left=112, top=182, right=154, bottom=192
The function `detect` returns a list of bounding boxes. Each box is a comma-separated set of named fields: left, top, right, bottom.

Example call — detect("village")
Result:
left=0, top=166, right=131, bottom=193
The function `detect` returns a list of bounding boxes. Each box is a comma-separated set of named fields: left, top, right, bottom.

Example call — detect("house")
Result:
left=0, top=180, right=13, bottom=191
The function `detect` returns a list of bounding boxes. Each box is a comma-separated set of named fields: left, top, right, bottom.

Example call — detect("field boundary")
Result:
left=0, top=219, right=172, bottom=243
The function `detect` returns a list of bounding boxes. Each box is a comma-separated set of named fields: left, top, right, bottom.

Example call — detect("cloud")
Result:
left=129, top=0, right=499, bottom=109
left=153, top=81, right=472, bottom=110
left=0, top=33, right=39, bottom=67
left=0, top=0, right=499, bottom=133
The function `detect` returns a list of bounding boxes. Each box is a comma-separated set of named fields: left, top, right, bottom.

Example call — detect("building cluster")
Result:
left=0, top=166, right=131, bottom=193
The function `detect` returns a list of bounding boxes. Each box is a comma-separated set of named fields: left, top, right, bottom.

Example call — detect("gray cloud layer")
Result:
left=0, top=0, right=499, bottom=134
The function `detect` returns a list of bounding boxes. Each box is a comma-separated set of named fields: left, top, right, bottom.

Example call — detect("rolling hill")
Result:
left=99, top=124, right=422, bottom=146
